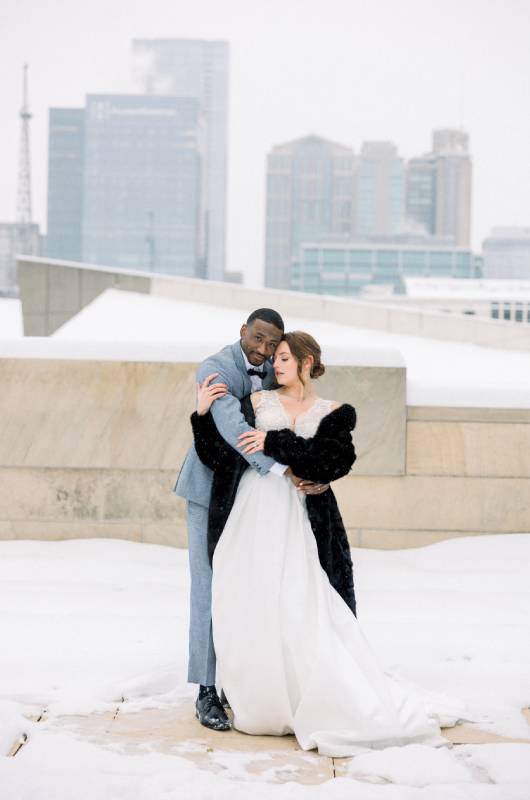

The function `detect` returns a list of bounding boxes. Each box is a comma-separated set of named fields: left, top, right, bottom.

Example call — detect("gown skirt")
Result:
left=211, top=468, right=464, bottom=757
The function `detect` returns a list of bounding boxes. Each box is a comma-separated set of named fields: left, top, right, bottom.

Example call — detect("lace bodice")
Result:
left=254, top=390, right=335, bottom=439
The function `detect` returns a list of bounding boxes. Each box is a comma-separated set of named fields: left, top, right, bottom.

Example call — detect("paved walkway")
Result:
left=11, top=703, right=530, bottom=784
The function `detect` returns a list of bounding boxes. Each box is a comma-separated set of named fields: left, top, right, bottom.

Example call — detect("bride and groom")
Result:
left=173, top=307, right=459, bottom=757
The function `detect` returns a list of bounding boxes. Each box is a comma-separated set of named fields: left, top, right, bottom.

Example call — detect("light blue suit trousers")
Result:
left=186, top=500, right=216, bottom=686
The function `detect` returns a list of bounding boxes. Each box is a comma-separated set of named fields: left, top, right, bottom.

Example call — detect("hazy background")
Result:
left=1, top=0, right=529, bottom=286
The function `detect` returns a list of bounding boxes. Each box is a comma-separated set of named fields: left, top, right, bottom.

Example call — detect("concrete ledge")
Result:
left=334, top=475, right=530, bottom=532
left=0, top=359, right=404, bottom=476
left=17, top=256, right=530, bottom=350
left=408, top=406, right=530, bottom=423
left=1, top=352, right=528, bottom=548
left=407, top=421, right=530, bottom=477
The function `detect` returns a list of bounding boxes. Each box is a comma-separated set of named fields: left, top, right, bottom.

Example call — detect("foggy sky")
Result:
left=1, top=0, right=529, bottom=287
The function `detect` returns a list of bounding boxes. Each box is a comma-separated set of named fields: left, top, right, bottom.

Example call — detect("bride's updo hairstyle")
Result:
left=281, top=331, right=326, bottom=382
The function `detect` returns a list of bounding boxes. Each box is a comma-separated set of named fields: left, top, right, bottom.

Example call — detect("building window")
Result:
left=491, top=302, right=499, bottom=319
left=503, top=303, right=511, bottom=321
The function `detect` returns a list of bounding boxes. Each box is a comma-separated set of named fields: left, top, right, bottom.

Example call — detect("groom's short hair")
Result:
left=246, top=308, right=284, bottom=331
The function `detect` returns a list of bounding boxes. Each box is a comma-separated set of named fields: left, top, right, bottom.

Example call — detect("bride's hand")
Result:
left=197, top=373, right=228, bottom=416
left=237, top=429, right=266, bottom=454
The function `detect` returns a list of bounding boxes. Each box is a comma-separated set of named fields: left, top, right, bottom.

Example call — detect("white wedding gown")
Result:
left=211, top=390, right=467, bottom=757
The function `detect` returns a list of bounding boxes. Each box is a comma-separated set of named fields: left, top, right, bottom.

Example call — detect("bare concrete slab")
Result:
left=441, top=709, right=530, bottom=745
left=46, top=701, right=334, bottom=784
left=25, top=703, right=530, bottom=784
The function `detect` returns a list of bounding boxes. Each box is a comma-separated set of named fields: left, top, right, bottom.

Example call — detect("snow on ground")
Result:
left=1, top=534, right=529, bottom=798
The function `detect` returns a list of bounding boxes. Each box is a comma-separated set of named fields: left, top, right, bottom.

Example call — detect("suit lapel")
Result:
left=231, top=340, right=252, bottom=395
left=262, top=361, right=276, bottom=390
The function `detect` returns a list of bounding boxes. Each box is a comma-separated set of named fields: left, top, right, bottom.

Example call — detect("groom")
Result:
left=173, top=308, right=329, bottom=731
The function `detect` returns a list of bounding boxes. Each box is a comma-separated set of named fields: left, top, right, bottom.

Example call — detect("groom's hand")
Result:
left=285, top=468, right=330, bottom=495
left=299, top=480, right=330, bottom=495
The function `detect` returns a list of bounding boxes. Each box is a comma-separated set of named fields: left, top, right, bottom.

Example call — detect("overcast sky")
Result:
left=1, top=0, right=529, bottom=286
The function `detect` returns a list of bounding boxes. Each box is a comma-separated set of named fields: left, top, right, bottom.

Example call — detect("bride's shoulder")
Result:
left=327, top=400, right=356, bottom=431
left=318, top=398, right=342, bottom=413
left=250, top=390, right=272, bottom=409
left=249, top=391, right=261, bottom=409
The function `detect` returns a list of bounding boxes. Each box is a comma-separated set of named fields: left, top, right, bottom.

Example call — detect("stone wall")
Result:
left=0, top=356, right=528, bottom=549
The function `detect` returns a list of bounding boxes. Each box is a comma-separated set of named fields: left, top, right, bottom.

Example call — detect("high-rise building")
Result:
left=406, top=129, right=471, bottom=247
left=82, top=94, right=203, bottom=275
left=406, top=154, right=436, bottom=237
left=0, top=222, right=41, bottom=295
left=264, top=135, right=355, bottom=289
left=433, top=129, right=471, bottom=248
left=483, top=227, right=530, bottom=279
left=47, top=108, right=85, bottom=261
left=132, top=38, right=229, bottom=281
left=47, top=95, right=204, bottom=276
left=354, top=141, right=405, bottom=237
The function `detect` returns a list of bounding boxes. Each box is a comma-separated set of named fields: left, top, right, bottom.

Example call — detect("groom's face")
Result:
left=240, top=319, right=283, bottom=366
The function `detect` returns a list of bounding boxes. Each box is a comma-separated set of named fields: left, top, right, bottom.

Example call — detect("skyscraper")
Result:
left=433, top=129, right=472, bottom=248
left=264, top=135, right=355, bottom=289
left=47, top=108, right=85, bottom=261
left=406, top=154, right=436, bottom=237
left=132, top=39, right=229, bottom=281
left=483, top=227, right=530, bottom=279
left=0, top=222, right=40, bottom=294
left=406, top=129, right=471, bottom=247
left=81, top=94, right=203, bottom=276
left=354, top=142, right=405, bottom=237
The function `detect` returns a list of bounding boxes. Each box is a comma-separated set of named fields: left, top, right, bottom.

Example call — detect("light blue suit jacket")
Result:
left=173, top=340, right=277, bottom=508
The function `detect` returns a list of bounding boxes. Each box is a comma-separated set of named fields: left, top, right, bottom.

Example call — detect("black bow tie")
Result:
left=247, top=368, right=266, bottom=379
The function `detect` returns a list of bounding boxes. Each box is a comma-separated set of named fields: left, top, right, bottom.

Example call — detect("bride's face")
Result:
left=273, top=341, right=300, bottom=386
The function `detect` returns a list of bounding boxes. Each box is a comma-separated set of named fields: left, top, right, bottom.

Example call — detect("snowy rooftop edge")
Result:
left=0, top=338, right=406, bottom=368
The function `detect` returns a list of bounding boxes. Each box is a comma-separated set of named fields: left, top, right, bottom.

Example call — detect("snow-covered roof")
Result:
left=3, top=289, right=530, bottom=408
left=403, top=277, right=530, bottom=300
left=0, top=298, right=23, bottom=338
left=42, top=288, right=530, bottom=409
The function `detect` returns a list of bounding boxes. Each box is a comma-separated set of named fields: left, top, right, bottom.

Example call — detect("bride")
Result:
left=190, top=330, right=466, bottom=757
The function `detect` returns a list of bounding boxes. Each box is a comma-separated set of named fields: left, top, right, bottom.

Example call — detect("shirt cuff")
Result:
left=269, top=461, right=288, bottom=476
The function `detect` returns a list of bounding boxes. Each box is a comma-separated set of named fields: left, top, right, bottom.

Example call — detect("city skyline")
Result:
left=1, top=0, right=529, bottom=287
left=264, top=129, right=472, bottom=291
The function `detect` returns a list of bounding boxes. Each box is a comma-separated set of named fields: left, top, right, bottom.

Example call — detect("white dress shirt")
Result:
left=240, top=345, right=287, bottom=477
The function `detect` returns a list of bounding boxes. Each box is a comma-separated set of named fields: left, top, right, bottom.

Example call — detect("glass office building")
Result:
left=0, top=222, right=41, bottom=294
left=291, top=243, right=478, bottom=296
left=483, top=227, right=530, bottom=279
left=132, top=39, right=229, bottom=281
left=47, top=109, right=85, bottom=262
left=405, top=129, right=471, bottom=248
left=355, top=142, right=405, bottom=237
left=81, top=94, right=203, bottom=276
left=265, top=135, right=355, bottom=289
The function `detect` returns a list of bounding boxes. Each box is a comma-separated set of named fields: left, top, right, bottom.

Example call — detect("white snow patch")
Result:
left=0, top=534, right=529, bottom=797
left=0, top=297, right=23, bottom=337
left=344, top=743, right=473, bottom=785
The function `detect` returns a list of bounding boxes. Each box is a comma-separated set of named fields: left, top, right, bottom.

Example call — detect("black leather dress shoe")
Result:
left=195, top=687, right=232, bottom=731
left=220, top=688, right=231, bottom=709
